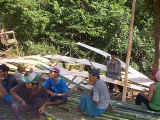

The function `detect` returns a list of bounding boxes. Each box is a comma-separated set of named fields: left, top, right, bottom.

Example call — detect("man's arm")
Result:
left=7, top=75, right=18, bottom=92
left=147, top=84, right=155, bottom=102
left=46, top=89, right=56, bottom=96
left=115, top=60, right=121, bottom=75
left=56, top=80, right=68, bottom=97
left=0, top=83, right=7, bottom=96
left=106, top=56, right=110, bottom=66
left=92, top=88, right=100, bottom=105
left=10, top=85, right=27, bottom=106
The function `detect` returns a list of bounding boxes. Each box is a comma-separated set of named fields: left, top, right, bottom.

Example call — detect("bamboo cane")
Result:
left=122, top=0, right=136, bottom=102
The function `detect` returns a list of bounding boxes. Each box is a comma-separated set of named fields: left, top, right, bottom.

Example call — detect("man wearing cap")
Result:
left=135, top=69, right=160, bottom=111
left=0, top=64, right=14, bottom=104
left=76, top=69, right=110, bottom=117
left=10, top=72, right=49, bottom=120
left=41, top=67, right=68, bottom=111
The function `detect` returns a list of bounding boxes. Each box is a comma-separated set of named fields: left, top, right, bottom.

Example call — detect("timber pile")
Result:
left=0, top=55, right=159, bottom=120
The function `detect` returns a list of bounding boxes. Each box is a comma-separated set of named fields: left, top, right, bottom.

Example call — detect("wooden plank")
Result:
left=0, top=55, right=153, bottom=88
left=45, top=54, right=107, bottom=71
left=44, top=55, right=153, bottom=88
left=0, top=56, right=149, bottom=91
left=0, top=58, right=50, bottom=69
left=24, top=55, right=50, bottom=63
left=0, top=31, right=14, bottom=35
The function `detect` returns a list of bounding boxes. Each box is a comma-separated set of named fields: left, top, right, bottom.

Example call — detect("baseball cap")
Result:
left=89, top=69, right=100, bottom=77
left=23, top=72, right=41, bottom=83
left=49, top=67, right=60, bottom=74
left=23, top=76, right=30, bottom=83
left=155, top=70, right=160, bottom=82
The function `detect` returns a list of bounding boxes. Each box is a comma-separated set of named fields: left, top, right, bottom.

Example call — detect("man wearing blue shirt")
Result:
left=40, top=67, right=68, bottom=113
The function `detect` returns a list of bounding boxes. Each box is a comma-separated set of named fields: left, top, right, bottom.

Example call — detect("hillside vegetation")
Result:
left=0, top=0, right=154, bottom=74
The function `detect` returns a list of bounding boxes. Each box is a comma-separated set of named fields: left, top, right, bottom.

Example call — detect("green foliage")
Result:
left=0, top=0, right=154, bottom=74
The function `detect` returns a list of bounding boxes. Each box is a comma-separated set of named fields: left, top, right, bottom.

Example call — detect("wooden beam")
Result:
left=122, top=0, right=136, bottom=102
left=0, top=31, right=14, bottom=35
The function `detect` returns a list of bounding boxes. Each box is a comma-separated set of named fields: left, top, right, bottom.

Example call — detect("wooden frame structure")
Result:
left=0, top=30, right=19, bottom=56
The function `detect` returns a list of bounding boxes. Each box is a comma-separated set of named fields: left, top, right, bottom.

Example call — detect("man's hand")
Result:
left=141, top=88, right=149, bottom=97
left=21, top=100, right=27, bottom=107
left=47, top=90, right=57, bottom=97
left=88, top=92, right=91, bottom=97
left=39, top=105, right=45, bottom=114
left=50, top=92, right=56, bottom=97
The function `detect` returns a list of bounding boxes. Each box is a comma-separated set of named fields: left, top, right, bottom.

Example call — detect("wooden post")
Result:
left=13, top=32, right=20, bottom=56
left=154, top=0, right=160, bottom=69
left=122, top=0, right=136, bottom=102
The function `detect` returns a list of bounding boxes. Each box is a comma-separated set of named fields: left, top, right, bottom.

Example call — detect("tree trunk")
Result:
left=154, top=0, right=160, bottom=69
left=122, top=0, right=136, bottom=102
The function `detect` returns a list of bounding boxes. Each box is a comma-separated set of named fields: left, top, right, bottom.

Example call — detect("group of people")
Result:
left=0, top=64, right=111, bottom=119
left=1, top=50, right=160, bottom=120
left=0, top=64, right=70, bottom=120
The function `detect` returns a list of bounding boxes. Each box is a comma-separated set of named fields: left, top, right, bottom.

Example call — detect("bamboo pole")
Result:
left=122, top=0, right=136, bottom=102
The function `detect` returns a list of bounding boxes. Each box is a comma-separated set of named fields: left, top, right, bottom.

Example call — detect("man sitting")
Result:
left=76, top=69, right=111, bottom=117
left=10, top=72, right=49, bottom=120
left=135, top=69, right=160, bottom=111
left=41, top=67, right=68, bottom=112
left=0, top=64, right=14, bottom=104
left=1, top=64, right=18, bottom=91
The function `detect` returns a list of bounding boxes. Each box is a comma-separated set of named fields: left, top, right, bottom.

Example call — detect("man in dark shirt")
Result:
left=1, top=64, right=17, bottom=92
left=10, top=72, right=49, bottom=120
left=0, top=64, right=14, bottom=104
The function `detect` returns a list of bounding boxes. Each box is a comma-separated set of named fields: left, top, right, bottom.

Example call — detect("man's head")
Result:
left=110, top=51, right=117, bottom=60
left=49, top=67, right=60, bottom=79
left=23, top=72, right=41, bottom=89
left=17, top=65, right=25, bottom=73
left=1, top=64, right=9, bottom=78
left=88, top=69, right=100, bottom=85
left=0, top=65, right=5, bottom=81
